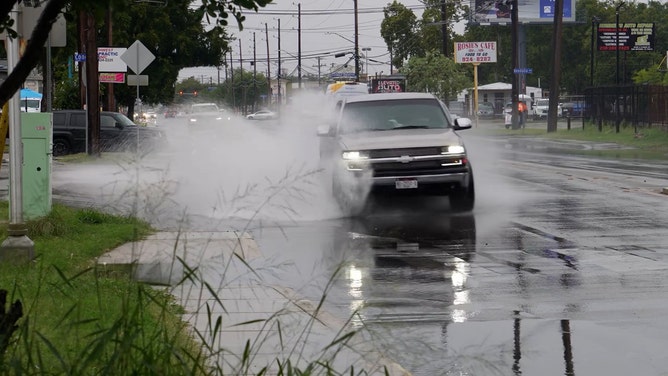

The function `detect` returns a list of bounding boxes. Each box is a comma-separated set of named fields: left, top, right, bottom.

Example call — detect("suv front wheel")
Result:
left=449, top=174, right=475, bottom=212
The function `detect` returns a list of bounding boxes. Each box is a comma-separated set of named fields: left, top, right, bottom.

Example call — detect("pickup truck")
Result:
left=317, top=92, right=475, bottom=215
left=52, top=110, right=165, bottom=156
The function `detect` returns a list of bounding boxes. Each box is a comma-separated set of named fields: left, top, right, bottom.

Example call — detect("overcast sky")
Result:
left=178, top=0, right=431, bottom=83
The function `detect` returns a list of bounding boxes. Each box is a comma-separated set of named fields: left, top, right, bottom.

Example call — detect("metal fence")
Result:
left=583, top=85, right=668, bottom=130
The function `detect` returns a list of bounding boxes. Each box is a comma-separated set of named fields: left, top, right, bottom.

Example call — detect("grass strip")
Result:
left=0, top=202, right=208, bottom=375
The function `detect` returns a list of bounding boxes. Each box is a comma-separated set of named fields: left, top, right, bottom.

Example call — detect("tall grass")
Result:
left=0, top=151, right=392, bottom=375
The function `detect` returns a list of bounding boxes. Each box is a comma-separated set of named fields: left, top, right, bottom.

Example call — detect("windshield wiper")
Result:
left=391, top=125, right=430, bottom=130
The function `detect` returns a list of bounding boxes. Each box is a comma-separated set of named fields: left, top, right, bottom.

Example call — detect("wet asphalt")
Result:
left=4, top=115, right=668, bottom=375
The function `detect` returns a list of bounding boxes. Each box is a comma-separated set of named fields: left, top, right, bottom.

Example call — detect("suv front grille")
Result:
left=364, top=147, right=467, bottom=177
left=369, top=147, right=441, bottom=159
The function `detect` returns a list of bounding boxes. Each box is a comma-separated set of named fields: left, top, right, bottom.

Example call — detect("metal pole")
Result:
left=0, top=3, right=34, bottom=263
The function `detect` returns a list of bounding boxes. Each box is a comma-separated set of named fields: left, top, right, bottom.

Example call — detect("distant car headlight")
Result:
left=441, top=145, right=465, bottom=154
left=342, top=151, right=369, bottom=160
left=189, top=118, right=197, bottom=122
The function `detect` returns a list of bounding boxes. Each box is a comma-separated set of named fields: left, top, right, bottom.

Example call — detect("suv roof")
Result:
left=343, top=92, right=436, bottom=104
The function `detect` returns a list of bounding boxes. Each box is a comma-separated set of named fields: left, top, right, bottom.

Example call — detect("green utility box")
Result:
left=21, top=112, right=52, bottom=219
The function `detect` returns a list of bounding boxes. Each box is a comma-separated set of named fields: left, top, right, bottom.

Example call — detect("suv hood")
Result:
left=339, top=128, right=463, bottom=151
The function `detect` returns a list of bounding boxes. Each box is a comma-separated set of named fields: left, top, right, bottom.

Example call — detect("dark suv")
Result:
left=52, top=110, right=165, bottom=156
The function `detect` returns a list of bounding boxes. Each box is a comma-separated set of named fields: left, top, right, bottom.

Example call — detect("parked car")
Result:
left=52, top=110, right=166, bottom=156
left=477, top=102, right=495, bottom=117
left=164, top=108, right=178, bottom=118
left=246, top=109, right=277, bottom=120
left=317, top=92, right=475, bottom=215
left=533, top=98, right=563, bottom=119
left=561, top=101, right=586, bottom=117
left=187, top=103, right=231, bottom=127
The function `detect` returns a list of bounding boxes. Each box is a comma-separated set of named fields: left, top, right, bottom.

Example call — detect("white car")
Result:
left=533, top=98, right=563, bottom=119
left=246, top=110, right=277, bottom=120
left=187, top=103, right=231, bottom=126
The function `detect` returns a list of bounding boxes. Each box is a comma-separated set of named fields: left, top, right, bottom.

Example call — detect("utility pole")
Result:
left=84, top=10, right=100, bottom=156
left=615, top=2, right=625, bottom=133
left=511, top=0, right=519, bottom=129
left=354, top=0, right=360, bottom=82
left=277, top=18, right=282, bottom=106
left=239, top=39, right=245, bottom=114
left=265, top=23, right=271, bottom=105
left=440, top=0, right=448, bottom=56
left=314, top=56, right=325, bottom=87
left=105, top=5, right=114, bottom=111
left=298, top=3, right=302, bottom=89
left=253, top=32, right=257, bottom=110
left=547, top=0, right=564, bottom=133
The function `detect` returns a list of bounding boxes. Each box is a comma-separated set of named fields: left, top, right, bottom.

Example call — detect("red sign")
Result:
left=371, top=78, right=406, bottom=94
left=99, top=72, right=125, bottom=83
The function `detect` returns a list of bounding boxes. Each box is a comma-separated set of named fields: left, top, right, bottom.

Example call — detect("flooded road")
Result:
left=49, top=117, right=668, bottom=375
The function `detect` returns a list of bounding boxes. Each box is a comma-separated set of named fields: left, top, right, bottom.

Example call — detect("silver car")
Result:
left=318, top=92, right=475, bottom=215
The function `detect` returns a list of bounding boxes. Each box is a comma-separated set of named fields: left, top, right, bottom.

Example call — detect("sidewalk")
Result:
left=97, top=231, right=411, bottom=375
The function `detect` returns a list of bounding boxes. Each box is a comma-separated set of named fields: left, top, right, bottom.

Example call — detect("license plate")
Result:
left=395, top=179, right=418, bottom=189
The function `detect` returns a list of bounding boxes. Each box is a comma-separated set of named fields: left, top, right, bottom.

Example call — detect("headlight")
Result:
left=342, top=151, right=369, bottom=160
left=442, top=145, right=465, bottom=154
left=189, top=118, right=197, bottom=122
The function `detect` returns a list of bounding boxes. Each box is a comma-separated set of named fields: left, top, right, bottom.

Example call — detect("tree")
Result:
left=380, top=1, right=420, bottom=69
left=399, top=51, right=472, bottom=101
left=0, top=0, right=272, bottom=110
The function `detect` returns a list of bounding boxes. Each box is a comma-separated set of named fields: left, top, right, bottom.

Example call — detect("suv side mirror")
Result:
left=115, top=122, right=125, bottom=129
left=453, top=117, right=472, bottom=130
left=316, top=124, right=333, bottom=137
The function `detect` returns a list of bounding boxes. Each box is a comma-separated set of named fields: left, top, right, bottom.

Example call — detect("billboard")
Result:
left=597, top=23, right=655, bottom=52
left=470, top=0, right=576, bottom=24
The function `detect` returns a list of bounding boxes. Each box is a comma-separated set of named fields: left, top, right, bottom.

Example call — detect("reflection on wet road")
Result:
left=249, top=136, right=668, bottom=375
left=50, top=118, right=668, bottom=375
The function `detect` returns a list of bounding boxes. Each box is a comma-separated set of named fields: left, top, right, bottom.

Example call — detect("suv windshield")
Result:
left=340, top=99, right=449, bottom=134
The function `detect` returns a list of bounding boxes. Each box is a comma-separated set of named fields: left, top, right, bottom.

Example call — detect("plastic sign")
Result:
left=455, top=42, right=497, bottom=64
left=99, top=73, right=125, bottom=83
left=98, top=47, right=128, bottom=72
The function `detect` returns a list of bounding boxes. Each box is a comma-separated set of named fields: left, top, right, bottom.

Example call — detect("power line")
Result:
left=243, top=4, right=427, bottom=16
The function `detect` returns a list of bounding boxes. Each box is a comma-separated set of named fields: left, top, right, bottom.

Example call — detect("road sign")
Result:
left=120, top=40, right=155, bottom=74
left=513, top=68, right=533, bottom=74
left=127, top=75, right=149, bottom=86
left=74, top=53, right=86, bottom=62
